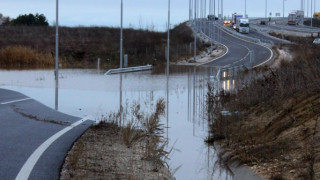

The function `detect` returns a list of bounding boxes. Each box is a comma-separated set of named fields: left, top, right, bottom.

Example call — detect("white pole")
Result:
left=55, top=0, right=59, bottom=111
left=120, top=0, right=123, bottom=69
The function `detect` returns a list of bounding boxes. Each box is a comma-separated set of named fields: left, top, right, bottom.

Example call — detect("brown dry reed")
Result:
left=0, top=46, right=54, bottom=69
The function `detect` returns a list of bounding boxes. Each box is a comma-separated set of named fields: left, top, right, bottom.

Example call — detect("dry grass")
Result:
left=0, top=46, right=54, bottom=69
left=0, top=23, right=205, bottom=69
left=206, top=43, right=320, bottom=179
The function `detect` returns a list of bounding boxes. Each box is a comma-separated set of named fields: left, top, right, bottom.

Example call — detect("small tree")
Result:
left=11, top=13, right=49, bottom=26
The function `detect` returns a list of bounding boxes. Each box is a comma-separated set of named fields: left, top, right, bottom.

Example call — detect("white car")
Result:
left=313, top=38, right=320, bottom=44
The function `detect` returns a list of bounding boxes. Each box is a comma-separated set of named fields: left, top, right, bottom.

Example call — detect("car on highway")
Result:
left=313, top=38, right=320, bottom=44
left=260, top=21, right=266, bottom=25
left=224, top=20, right=231, bottom=26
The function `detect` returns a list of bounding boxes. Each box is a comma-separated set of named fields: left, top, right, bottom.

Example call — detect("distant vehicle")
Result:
left=288, top=10, right=304, bottom=25
left=239, top=18, right=249, bottom=34
left=260, top=20, right=266, bottom=25
left=232, top=13, right=243, bottom=30
left=208, top=15, right=218, bottom=21
left=314, top=12, right=320, bottom=19
left=313, top=38, right=320, bottom=44
left=224, top=20, right=231, bottom=26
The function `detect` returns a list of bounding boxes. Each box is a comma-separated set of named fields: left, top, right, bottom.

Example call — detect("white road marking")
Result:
left=15, top=116, right=92, bottom=180
left=1, top=98, right=32, bottom=105
left=215, top=24, right=274, bottom=68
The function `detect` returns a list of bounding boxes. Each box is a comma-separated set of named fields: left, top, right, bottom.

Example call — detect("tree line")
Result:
left=0, top=13, right=49, bottom=26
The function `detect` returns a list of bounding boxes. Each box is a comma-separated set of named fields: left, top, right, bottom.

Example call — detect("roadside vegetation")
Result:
left=0, top=14, right=205, bottom=69
left=60, top=99, right=175, bottom=179
left=206, top=42, right=320, bottom=179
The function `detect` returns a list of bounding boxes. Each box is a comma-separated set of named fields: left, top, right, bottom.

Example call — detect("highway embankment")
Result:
left=206, top=42, right=320, bottom=179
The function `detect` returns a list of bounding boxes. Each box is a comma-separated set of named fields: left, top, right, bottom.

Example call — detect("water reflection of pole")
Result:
left=119, top=0, right=123, bottom=124
left=55, top=0, right=59, bottom=111
left=166, top=0, right=171, bottom=142
left=188, top=68, right=191, bottom=122
left=193, top=66, right=196, bottom=136
left=120, top=74, right=123, bottom=125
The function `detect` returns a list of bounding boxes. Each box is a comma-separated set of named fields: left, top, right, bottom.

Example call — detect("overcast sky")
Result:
left=0, top=0, right=319, bottom=31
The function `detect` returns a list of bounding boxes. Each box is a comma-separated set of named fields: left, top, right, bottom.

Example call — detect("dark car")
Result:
left=260, top=21, right=266, bottom=25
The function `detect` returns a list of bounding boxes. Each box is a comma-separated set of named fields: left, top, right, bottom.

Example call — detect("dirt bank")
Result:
left=60, top=122, right=173, bottom=180
left=206, top=43, right=320, bottom=180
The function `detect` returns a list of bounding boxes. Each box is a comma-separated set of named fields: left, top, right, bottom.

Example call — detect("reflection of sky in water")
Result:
left=0, top=68, right=236, bottom=180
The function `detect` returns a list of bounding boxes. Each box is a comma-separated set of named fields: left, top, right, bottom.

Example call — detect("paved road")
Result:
left=199, top=22, right=273, bottom=68
left=0, top=88, right=93, bottom=180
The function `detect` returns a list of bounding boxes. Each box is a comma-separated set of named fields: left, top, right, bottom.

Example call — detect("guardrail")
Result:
left=104, top=65, right=152, bottom=75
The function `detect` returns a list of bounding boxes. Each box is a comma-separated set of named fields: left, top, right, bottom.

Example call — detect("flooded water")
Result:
left=0, top=67, right=237, bottom=180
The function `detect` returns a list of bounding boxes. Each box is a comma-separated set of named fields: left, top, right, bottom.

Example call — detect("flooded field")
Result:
left=0, top=67, right=237, bottom=180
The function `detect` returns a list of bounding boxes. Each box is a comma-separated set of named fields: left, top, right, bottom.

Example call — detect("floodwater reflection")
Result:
left=0, top=66, right=238, bottom=180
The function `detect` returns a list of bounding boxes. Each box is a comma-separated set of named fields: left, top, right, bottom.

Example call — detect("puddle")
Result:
left=0, top=67, right=236, bottom=180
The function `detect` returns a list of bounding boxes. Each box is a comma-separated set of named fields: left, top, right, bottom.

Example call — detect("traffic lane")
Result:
left=255, top=24, right=320, bottom=33
left=0, top=88, right=28, bottom=104
left=245, top=29, right=283, bottom=44
left=0, top=103, right=67, bottom=180
left=29, top=121, right=91, bottom=179
left=206, top=25, right=271, bottom=67
left=0, top=89, right=92, bottom=179
left=205, top=27, right=249, bottom=67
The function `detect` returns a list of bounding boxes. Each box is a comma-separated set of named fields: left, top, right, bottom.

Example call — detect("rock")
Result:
left=284, top=155, right=290, bottom=160
left=290, top=170, right=296, bottom=173
left=293, top=158, right=297, bottom=162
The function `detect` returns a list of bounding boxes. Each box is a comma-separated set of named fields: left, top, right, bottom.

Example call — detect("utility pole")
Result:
left=55, top=0, right=59, bottom=111
left=120, top=0, right=123, bottom=69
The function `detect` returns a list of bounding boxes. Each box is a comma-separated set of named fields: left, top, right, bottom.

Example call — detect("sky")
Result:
left=0, top=0, right=319, bottom=31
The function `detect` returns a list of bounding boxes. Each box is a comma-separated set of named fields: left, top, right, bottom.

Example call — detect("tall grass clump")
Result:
left=0, top=46, right=54, bottom=69
left=98, top=98, right=171, bottom=172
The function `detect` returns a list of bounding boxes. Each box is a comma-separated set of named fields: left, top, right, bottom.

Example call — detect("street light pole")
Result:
left=265, top=0, right=267, bottom=18
left=194, top=0, right=197, bottom=62
left=310, top=0, right=313, bottom=27
left=221, top=0, right=223, bottom=20
left=167, top=0, right=170, bottom=75
left=120, top=0, right=123, bottom=69
left=245, top=0, right=247, bottom=18
left=283, top=0, right=284, bottom=18
left=55, top=0, right=59, bottom=111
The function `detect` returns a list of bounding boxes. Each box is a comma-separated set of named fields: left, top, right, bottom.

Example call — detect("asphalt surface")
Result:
left=199, top=22, right=273, bottom=68
left=0, top=88, right=93, bottom=180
